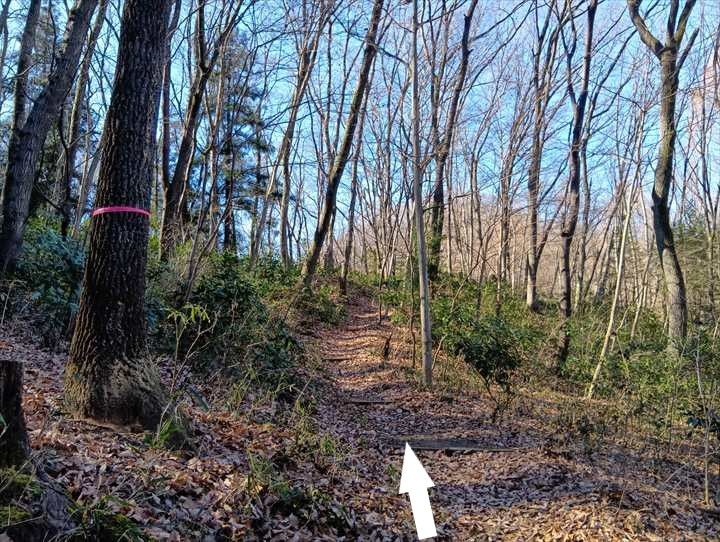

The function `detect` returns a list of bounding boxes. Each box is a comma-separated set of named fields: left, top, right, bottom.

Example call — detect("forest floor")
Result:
left=309, top=292, right=719, bottom=541
left=3, top=289, right=720, bottom=541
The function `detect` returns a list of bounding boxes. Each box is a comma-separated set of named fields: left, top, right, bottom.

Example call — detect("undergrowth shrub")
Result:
left=0, top=468, right=42, bottom=539
left=241, top=256, right=298, bottom=299
left=9, top=219, right=84, bottom=344
left=295, top=284, right=346, bottom=325
left=150, top=251, right=304, bottom=417
left=452, top=316, right=522, bottom=394
left=373, top=273, right=542, bottom=394
left=245, top=451, right=355, bottom=536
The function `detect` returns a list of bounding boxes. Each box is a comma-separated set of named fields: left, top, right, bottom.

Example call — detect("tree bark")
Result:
left=160, top=0, right=244, bottom=259
left=653, top=50, right=689, bottom=345
left=9, top=0, right=42, bottom=134
left=0, top=360, right=30, bottom=468
left=0, top=0, right=14, bottom=113
left=410, top=0, right=433, bottom=387
left=0, top=0, right=98, bottom=274
left=158, top=0, right=182, bottom=247
left=525, top=0, right=562, bottom=311
left=278, top=20, right=327, bottom=266
left=428, top=0, right=478, bottom=280
left=65, top=0, right=172, bottom=428
left=588, top=147, right=641, bottom=398
left=160, top=3, right=211, bottom=257
left=340, top=82, right=372, bottom=295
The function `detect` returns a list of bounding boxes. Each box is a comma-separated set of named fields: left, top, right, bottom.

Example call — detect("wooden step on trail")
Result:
left=393, top=436, right=531, bottom=453
left=344, top=395, right=389, bottom=405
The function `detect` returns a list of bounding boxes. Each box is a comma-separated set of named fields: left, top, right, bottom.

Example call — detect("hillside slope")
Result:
left=1, top=291, right=718, bottom=540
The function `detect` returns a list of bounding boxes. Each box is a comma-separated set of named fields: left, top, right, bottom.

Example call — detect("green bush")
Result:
left=241, top=256, right=299, bottom=299
left=295, top=284, right=346, bottom=325
left=12, top=219, right=85, bottom=343
left=155, top=252, right=302, bottom=384
left=452, top=316, right=522, bottom=394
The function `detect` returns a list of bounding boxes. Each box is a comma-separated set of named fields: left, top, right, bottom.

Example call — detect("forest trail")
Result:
left=3, top=290, right=717, bottom=541
left=310, top=291, right=718, bottom=541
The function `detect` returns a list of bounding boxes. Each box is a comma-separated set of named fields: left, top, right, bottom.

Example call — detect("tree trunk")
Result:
left=626, top=0, right=698, bottom=349
left=158, top=0, right=182, bottom=248
left=71, top=134, right=102, bottom=239
left=339, top=88, right=369, bottom=295
left=653, top=51, right=688, bottom=346
left=65, top=0, right=171, bottom=428
left=574, top=143, right=591, bottom=312
left=411, top=0, right=433, bottom=387
left=0, top=0, right=98, bottom=274
left=10, top=0, right=41, bottom=134
left=428, top=0, right=478, bottom=280
left=0, top=0, right=41, bottom=262
left=59, top=0, right=108, bottom=238
left=0, top=361, right=30, bottom=468
left=299, top=0, right=384, bottom=287
left=0, top=0, right=15, bottom=112
left=160, top=0, right=242, bottom=259
left=160, top=67, right=208, bottom=257
left=278, top=41, right=323, bottom=266
left=589, top=170, right=638, bottom=398
left=557, top=0, right=597, bottom=367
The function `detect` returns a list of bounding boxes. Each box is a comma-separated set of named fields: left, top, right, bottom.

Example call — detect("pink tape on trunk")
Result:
left=92, top=206, right=150, bottom=218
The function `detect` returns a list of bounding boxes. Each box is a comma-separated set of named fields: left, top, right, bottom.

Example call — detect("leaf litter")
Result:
left=2, top=292, right=719, bottom=540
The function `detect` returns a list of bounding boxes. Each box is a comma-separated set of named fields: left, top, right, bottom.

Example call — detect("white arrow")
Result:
left=399, top=442, right=437, bottom=540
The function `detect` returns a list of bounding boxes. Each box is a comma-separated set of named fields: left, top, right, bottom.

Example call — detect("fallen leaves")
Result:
left=3, top=293, right=719, bottom=540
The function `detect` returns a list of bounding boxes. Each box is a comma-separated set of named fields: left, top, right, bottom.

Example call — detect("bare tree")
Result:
left=525, top=0, right=565, bottom=310
left=411, top=0, right=433, bottom=387
left=251, top=0, right=333, bottom=265
left=626, top=0, right=699, bottom=347
left=557, top=0, right=598, bottom=366
left=299, top=0, right=385, bottom=287
left=57, top=0, right=109, bottom=238
left=160, top=0, right=248, bottom=258
left=0, top=0, right=99, bottom=273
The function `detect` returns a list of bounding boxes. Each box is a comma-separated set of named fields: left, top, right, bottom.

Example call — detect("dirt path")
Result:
left=312, top=292, right=719, bottom=541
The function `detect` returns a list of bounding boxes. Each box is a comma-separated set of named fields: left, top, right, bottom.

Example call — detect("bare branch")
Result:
left=627, top=0, right=663, bottom=57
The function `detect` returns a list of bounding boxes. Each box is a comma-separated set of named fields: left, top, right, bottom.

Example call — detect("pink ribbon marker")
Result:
left=92, top=206, right=151, bottom=218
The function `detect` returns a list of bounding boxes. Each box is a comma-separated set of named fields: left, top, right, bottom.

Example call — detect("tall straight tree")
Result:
left=557, top=0, right=597, bottom=366
left=8, top=0, right=41, bottom=136
left=58, top=0, right=109, bottom=237
left=160, top=0, right=247, bottom=259
left=411, top=0, right=433, bottom=387
left=251, top=1, right=334, bottom=266
left=627, top=0, right=698, bottom=346
left=65, top=0, right=172, bottom=427
left=525, top=0, right=564, bottom=310
left=428, top=0, right=479, bottom=280
left=299, top=0, right=385, bottom=287
left=0, top=0, right=98, bottom=273
left=0, top=0, right=41, bottom=467
left=0, top=0, right=14, bottom=111
left=278, top=1, right=334, bottom=267
left=340, top=79, right=372, bottom=295
left=0, top=0, right=96, bottom=467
